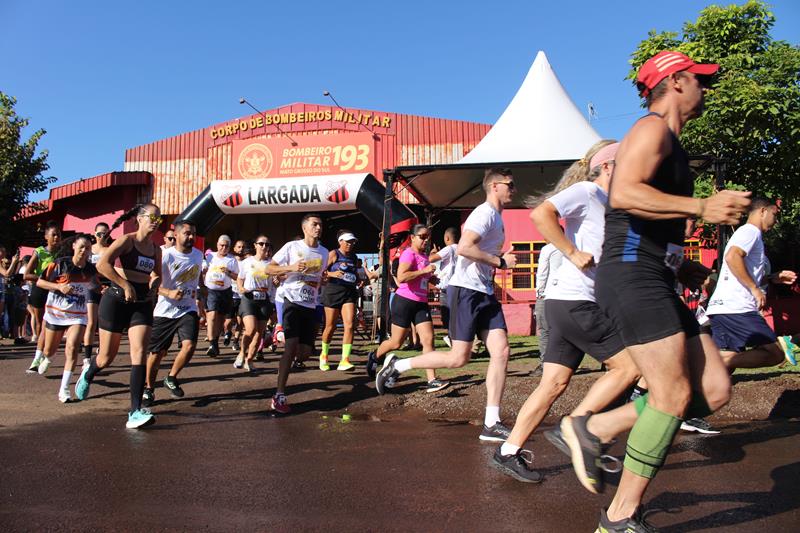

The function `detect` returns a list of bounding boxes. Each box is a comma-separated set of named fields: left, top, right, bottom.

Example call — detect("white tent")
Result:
left=393, top=51, right=601, bottom=209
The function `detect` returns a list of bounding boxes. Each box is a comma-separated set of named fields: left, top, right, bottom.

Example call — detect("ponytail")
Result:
left=110, top=203, right=158, bottom=232
left=524, top=139, right=617, bottom=208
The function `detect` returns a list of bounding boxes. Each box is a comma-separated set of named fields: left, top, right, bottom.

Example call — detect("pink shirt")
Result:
left=395, top=247, right=431, bottom=303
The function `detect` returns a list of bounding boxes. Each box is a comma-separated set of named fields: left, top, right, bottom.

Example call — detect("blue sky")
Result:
left=2, top=1, right=798, bottom=200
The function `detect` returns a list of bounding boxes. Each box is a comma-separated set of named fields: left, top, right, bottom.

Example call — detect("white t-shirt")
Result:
left=239, top=256, right=272, bottom=296
left=706, top=223, right=767, bottom=315
left=271, top=240, right=329, bottom=309
left=203, top=254, right=239, bottom=291
left=536, top=243, right=564, bottom=299
left=436, top=244, right=458, bottom=290
left=449, top=202, right=505, bottom=295
left=231, top=258, right=245, bottom=299
left=154, top=247, right=204, bottom=319
left=545, top=182, right=608, bottom=302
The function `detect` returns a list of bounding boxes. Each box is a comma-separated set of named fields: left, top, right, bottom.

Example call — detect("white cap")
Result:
left=338, top=232, right=358, bottom=242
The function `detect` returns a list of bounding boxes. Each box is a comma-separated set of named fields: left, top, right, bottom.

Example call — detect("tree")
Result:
left=628, top=0, right=800, bottom=269
left=0, top=92, right=55, bottom=248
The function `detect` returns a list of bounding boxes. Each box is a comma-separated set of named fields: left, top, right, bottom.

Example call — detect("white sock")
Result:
left=33, top=349, right=43, bottom=362
left=500, top=442, right=520, bottom=456
left=394, top=358, right=412, bottom=373
left=60, top=370, right=73, bottom=391
left=484, top=405, right=501, bottom=427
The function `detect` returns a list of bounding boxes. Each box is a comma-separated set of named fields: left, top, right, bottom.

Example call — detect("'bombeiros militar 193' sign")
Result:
left=209, top=173, right=370, bottom=214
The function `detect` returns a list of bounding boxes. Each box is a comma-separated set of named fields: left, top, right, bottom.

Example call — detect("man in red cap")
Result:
left=558, top=51, right=752, bottom=531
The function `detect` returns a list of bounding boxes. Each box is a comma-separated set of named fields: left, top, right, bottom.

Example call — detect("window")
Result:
left=508, top=241, right=545, bottom=290
left=684, top=239, right=701, bottom=263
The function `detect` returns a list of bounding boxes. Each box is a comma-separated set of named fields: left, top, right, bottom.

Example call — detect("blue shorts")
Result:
left=447, top=286, right=506, bottom=342
left=709, top=311, right=776, bottom=353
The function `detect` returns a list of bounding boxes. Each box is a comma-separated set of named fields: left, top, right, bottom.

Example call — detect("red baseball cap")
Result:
left=636, top=50, right=719, bottom=96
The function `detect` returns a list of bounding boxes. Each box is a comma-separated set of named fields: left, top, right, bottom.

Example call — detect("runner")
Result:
left=266, top=214, right=328, bottom=414
left=367, top=224, right=449, bottom=392
left=223, top=239, right=247, bottom=352
left=83, top=222, right=111, bottom=369
left=556, top=51, right=750, bottom=531
left=319, top=230, right=360, bottom=372
left=161, top=228, right=175, bottom=251
left=0, top=246, right=20, bottom=342
left=531, top=241, right=563, bottom=376
left=491, top=141, right=640, bottom=482
left=428, top=227, right=459, bottom=348
left=236, top=234, right=273, bottom=372
left=143, top=220, right=203, bottom=406
left=375, top=168, right=518, bottom=441
left=34, top=234, right=98, bottom=403
left=203, top=235, right=238, bottom=357
left=706, top=198, right=797, bottom=369
left=24, top=221, right=61, bottom=373
left=74, top=203, right=163, bottom=429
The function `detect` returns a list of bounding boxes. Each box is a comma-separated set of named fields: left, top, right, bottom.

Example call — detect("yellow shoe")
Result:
left=337, top=359, right=355, bottom=371
left=319, top=357, right=330, bottom=371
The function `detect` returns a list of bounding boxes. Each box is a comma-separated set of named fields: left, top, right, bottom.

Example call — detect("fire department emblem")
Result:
left=219, top=185, right=244, bottom=208
left=325, top=180, right=350, bottom=204
left=238, top=143, right=273, bottom=179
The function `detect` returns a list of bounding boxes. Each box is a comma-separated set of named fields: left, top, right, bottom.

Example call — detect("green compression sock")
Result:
left=624, top=404, right=681, bottom=479
left=321, top=342, right=330, bottom=358
left=342, top=343, right=352, bottom=359
left=633, top=393, right=648, bottom=416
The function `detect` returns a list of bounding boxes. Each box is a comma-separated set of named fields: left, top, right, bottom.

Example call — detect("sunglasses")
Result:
left=495, top=180, right=516, bottom=190
left=255, top=242, right=271, bottom=247
left=166, top=236, right=176, bottom=242
left=140, top=213, right=163, bottom=224
left=414, top=233, right=431, bottom=240
left=95, top=232, right=108, bottom=237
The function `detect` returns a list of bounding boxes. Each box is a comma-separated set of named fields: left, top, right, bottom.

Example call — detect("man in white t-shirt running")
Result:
left=427, top=227, right=459, bottom=348
left=706, top=198, right=797, bottom=369
left=376, top=168, right=518, bottom=442
left=266, top=214, right=329, bottom=414
left=144, top=220, right=204, bottom=405
left=203, top=235, right=239, bottom=357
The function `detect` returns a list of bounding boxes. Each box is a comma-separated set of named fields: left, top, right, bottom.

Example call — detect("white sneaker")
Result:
left=37, top=357, right=52, bottom=375
left=58, top=389, right=71, bottom=403
left=443, top=335, right=451, bottom=347
left=233, top=355, right=244, bottom=369
left=82, top=357, right=91, bottom=370
left=31, top=334, right=37, bottom=342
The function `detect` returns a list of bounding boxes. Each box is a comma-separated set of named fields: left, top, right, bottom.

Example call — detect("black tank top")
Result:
left=328, top=249, right=357, bottom=286
left=601, top=113, right=693, bottom=267
left=118, top=240, right=156, bottom=274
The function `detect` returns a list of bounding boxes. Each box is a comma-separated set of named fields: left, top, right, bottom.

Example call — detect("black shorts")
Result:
left=148, top=312, right=199, bottom=353
left=239, top=292, right=273, bottom=321
left=390, top=293, right=431, bottom=328
left=447, top=285, right=507, bottom=342
left=45, top=321, right=79, bottom=332
left=29, top=284, right=48, bottom=309
left=709, top=311, right=777, bottom=353
left=595, top=262, right=700, bottom=347
left=206, top=287, right=233, bottom=314
left=88, top=290, right=102, bottom=305
left=283, top=301, right=317, bottom=346
left=543, top=300, right=624, bottom=370
left=98, top=283, right=154, bottom=333
left=227, top=297, right=241, bottom=319
left=321, top=283, right=358, bottom=309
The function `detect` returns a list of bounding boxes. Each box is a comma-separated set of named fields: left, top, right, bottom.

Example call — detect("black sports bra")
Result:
left=118, top=240, right=156, bottom=274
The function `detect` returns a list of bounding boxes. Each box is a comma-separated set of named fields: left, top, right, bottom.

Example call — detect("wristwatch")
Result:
left=498, top=256, right=507, bottom=270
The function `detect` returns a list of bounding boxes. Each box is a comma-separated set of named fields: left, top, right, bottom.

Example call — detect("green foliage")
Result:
left=628, top=1, right=800, bottom=268
left=0, top=92, right=55, bottom=249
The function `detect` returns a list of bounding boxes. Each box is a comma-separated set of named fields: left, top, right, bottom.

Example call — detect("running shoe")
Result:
left=26, top=355, right=42, bottom=374
left=233, top=355, right=244, bottom=369
left=206, top=344, right=219, bottom=357
left=82, top=358, right=91, bottom=371
left=231, top=338, right=241, bottom=352
left=479, top=422, right=512, bottom=442
left=142, top=387, right=155, bottom=407
left=778, top=335, right=798, bottom=365
left=292, top=360, right=306, bottom=371
left=271, top=393, right=291, bottom=415
left=13, top=337, right=28, bottom=345
left=595, top=506, right=658, bottom=533
left=530, top=363, right=543, bottom=377
left=544, top=425, right=570, bottom=457
left=425, top=379, right=450, bottom=393
left=223, top=331, right=232, bottom=347
left=375, top=354, right=399, bottom=395
left=443, top=335, right=451, bottom=348
left=37, top=357, right=51, bottom=375
left=244, top=360, right=255, bottom=373
left=74, top=366, right=91, bottom=400
left=491, top=446, right=543, bottom=483
left=337, top=359, right=355, bottom=371
left=561, top=414, right=604, bottom=494
left=58, top=389, right=71, bottom=404
left=680, top=418, right=720, bottom=434
left=163, top=375, right=184, bottom=398
left=319, top=356, right=330, bottom=372
left=126, top=408, right=156, bottom=429
left=366, top=351, right=379, bottom=378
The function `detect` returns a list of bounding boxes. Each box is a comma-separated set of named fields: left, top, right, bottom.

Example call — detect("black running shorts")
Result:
left=390, top=293, right=431, bottom=329
left=148, top=312, right=199, bottom=353
left=29, top=284, right=48, bottom=309
left=206, top=287, right=233, bottom=314
left=239, top=292, right=273, bottom=321
left=543, top=299, right=624, bottom=370
left=595, top=262, right=700, bottom=347
left=283, top=301, right=316, bottom=346
left=227, top=297, right=241, bottom=319
left=98, top=283, right=154, bottom=333
left=321, top=282, right=358, bottom=309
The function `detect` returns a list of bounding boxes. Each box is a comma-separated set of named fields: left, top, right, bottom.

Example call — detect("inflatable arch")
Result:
left=176, top=173, right=418, bottom=248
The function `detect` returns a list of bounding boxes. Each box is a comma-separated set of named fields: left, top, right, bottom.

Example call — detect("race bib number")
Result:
left=299, top=285, right=316, bottom=303
left=137, top=256, right=155, bottom=272
left=210, top=271, right=225, bottom=282
left=664, top=243, right=684, bottom=275
left=252, top=291, right=266, bottom=301
left=341, top=272, right=357, bottom=284
left=695, top=305, right=709, bottom=326
left=90, top=254, right=101, bottom=264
